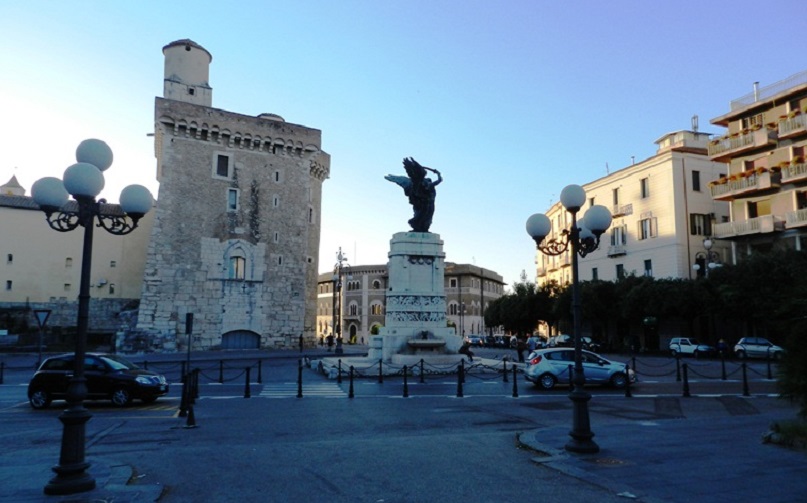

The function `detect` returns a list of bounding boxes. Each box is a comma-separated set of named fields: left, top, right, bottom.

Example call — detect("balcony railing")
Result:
left=780, top=161, right=807, bottom=183
left=611, top=203, right=633, bottom=217
left=779, top=114, right=807, bottom=139
left=607, top=245, right=627, bottom=257
left=713, top=215, right=783, bottom=238
left=730, top=70, right=807, bottom=111
left=786, top=208, right=807, bottom=229
left=709, top=169, right=778, bottom=200
left=708, top=128, right=776, bottom=161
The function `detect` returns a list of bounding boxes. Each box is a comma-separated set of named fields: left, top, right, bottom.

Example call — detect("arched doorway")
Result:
left=221, top=330, right=260, bottom=349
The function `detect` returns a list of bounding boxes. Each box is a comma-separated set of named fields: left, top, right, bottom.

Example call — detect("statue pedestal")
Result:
left=370, top=232, right=461, bottom=361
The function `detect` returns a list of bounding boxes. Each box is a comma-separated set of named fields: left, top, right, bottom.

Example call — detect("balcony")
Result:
left=607, top=245, right=627, bottom=257
left=611, top=203, right=633, bottom=217
left=779, top=114, right=807, bottom=139
left=785, top=208, right=807, bottom=229
left=709, top=168, right=780, bottom=201
left=713, top=215, right=784, bottom=238
left=780, top=161, right=807, bottom=184
left=708, top=128, right=777, bottom=162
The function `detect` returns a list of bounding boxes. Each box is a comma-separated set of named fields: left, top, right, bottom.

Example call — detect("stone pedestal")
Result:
left=370, top=232, right=461, bottom=361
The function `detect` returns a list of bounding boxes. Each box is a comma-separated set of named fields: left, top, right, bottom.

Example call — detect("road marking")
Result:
left=259, top=382, right=347, bottom=398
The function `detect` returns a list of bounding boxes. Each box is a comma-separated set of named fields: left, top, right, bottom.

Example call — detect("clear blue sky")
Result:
left=2, top=1, right=805, bottom=288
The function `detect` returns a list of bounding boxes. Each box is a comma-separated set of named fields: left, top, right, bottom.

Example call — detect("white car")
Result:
left=669, top=337, right=715, bottom=358
left=523, top=348, right=634, bottom=390
left=734, top=337, right=784, bottom=360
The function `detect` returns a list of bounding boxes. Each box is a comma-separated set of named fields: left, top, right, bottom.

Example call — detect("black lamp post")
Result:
left=332, top=247, right=351, bottom=355
left=526, top=184, right=612, bottom=454
left=32, top=139, right=152, bottom=495
left=693, top=237, right=721, bottom=278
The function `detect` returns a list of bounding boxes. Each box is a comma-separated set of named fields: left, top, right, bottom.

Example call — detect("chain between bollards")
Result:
left=349, top=366, right=354, bottom=399
left=682, top=363, right=690, bottom=397
left=297, top=359, right=303, bottom=398
left=742, top=362, right=750, bottom=396
left=511, top=364, right=518, bottom=398
left=403, top=365, right=409, bottom=398
left=456, top=361, right=464, bottom=398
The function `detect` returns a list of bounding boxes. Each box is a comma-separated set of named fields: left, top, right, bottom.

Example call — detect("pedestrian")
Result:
left=516, top=338, right=526, bottom=363
left=459, top=342, right=475, bottom=362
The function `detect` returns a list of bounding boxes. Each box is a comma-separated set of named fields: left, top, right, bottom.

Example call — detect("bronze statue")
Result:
left=385, top=157, right=442, bottom=233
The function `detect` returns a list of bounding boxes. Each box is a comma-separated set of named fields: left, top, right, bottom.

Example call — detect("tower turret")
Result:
left=162, top=39, right=213, bottom=106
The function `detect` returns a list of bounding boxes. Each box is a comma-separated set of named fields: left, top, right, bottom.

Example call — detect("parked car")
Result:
left=668, top=338, right=715, bottom=359
left=549, top=334, right=573, bottom=347
left=493, top=335, right=509, bottom=348
left=28, top=353, right=169, bottom=409
left=581, top=337, right=602, bottom=352
left=734, top=337, right=784, bottom=360
left=464, top=335, right=484, bottom=347
left=524, top=348, right=634, bottom=390
left=526, top=336, right=546, bottom=350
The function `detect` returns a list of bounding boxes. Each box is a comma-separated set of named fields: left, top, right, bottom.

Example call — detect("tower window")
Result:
left=228, top=188, right=240, bottom=211
left=188, top=87, right=195, bottom=95
left=229, top=256, right=246, bottom=280
left=6, top=254, right=12, bottom=263
left=5, top=280, right=11, bottom=291
left=213, top=153, right=233, bottom=179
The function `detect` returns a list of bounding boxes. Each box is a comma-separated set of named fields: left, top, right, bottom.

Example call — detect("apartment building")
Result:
left=316, top=262, right=505, bottom=344
left=708, top=70, right=807, bottom=258
left=535, top=128, right=729, bottom=285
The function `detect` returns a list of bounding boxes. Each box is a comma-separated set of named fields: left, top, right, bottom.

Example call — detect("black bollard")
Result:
left=457, top=362, right=464, bottom=398
left=624, top=363, right=632, bottom=398
left=403, top=365, right=409, bottom=398
left=258, top=360, right=263, bottom=384
left=337, top=359, right=343, bottom=384
left=503, top=360, right=509, bottom=383
left=767, top=350, right=773, bottom=380
left=742, top=362, right=750, bottom=397
left=512, top=364, right=519, bottom=398
left=675, top=355, right=681, bottom=382
left=193, top=368, right=200, bottom=401
left=178, top=372, right=189, bottom=417
left=420, top=359, right=425, bottom=384
left=244, top=367, right=251, bottom=398
left=721, top=352, right=727, bottom=380
left=349, top=366, right=355, bottom=399
left=183, top=404, right=198, bottom=429
left=460, top=359, right=466, bottom=384
left=297, top=359, right=303, bottom=398
left=219, top=360, right=224, bottom=384
left=682, top=363, right=691, bottom=397
left=378, top=359, right=384, bottom=384
left=568, top=364, right=573, bottom=387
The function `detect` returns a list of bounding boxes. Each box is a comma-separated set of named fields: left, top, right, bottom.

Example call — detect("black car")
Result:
left=28, top=353, right=169, bottom=409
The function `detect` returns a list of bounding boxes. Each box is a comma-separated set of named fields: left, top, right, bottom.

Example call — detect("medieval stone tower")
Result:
left=136, top=39, right=330, bottom=350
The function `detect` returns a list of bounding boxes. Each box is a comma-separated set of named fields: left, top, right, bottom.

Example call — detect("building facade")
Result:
left=535, top=128, right=730, bottom=286
left=316, top=262, right=505, bottom=344
left=134, top=40, right=330, bottom=351
left=707, top=70, right=807, bottom=258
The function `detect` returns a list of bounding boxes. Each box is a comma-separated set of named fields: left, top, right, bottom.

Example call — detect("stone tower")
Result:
left=136, top=39, right=330, bottom=350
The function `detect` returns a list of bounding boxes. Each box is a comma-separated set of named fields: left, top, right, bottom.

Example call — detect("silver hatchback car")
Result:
left=523, top=348, right=634, bottom=390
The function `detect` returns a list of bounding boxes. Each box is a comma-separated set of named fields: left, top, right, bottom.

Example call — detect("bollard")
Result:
left=456, top=362, right=464, bottom=398
left=512, top=364, right=518, bottom=398
left=767, top=350, right=773, bottom=380
left=349, top=366, right=355, bottom=399
left=258, top=360, right=263, bottom=384
left=244, top=367, right=252, bottom=398
left=178, top=372, right=189, bottom=417
left=183, top=404, right=198, bottom=429
left=403, top=365, right=409, bottom=398
left=503, top=360, right=508, bottom=383
left=0, top=362, right=4, bottom=385
left=742, top=362, right=750, bottom=397
left=337, top=359, right=343, bottom=384
left=297, top=359, right=303, bottom=398
left=631, top=356, right=637, bottom=373
left=568, top=364, right=573, bottom=387
left=219, top=360, right=224, bottom=384
left=193, top=368, right=200, bottom=401
left=721, top=352, right=727, bottom=380
left=675, top=355, right=681, bottom=382
left=378, top=359, right=384, bottom=384
left=420, top=359, right=425, bottom=384
left=624, top=363, right=632, bottom=398
left=460, top=360, right=465, bottom=384
left=682, top=363, right=691, bottom=397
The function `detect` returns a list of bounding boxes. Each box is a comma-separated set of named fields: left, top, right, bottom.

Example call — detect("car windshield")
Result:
left=99, top=354, right=140, bottom=371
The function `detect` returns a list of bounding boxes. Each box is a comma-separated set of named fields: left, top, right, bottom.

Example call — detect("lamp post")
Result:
left=692, top=237, right=721, bottom=278
left=31, top=139, right=152, bottom=495
left=526, top=184, right=612, bottom=454
left=33, top=309, right=51, bottom=369
left=332, top=247, right=351, bottom=355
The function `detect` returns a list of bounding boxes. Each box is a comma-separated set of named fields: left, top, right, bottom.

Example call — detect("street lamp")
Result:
left=31, top=139, right=152, bottom=495
left=332, top=247, right=351, bottom=355
left=692, top=237, right=721, bottom=278
left=525, top=184, right=612, bottom=454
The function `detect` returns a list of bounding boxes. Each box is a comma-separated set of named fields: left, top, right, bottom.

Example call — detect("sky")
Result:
left=2, top=0, right=806, bottom=289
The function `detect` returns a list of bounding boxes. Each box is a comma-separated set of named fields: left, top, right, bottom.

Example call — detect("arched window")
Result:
left=372, top=279, right=382, bottom=289
left=370, top=303, right=383, bottom=315
left=349, top=303, right=358, bottom=316
left=449, top=303, right=458, bottom=316
left=229, top=248, right=246, bottom=280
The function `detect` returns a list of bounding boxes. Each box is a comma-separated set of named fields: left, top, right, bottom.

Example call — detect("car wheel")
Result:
left=141, top=396, right=158, bottom=404
left=670, top=349, right=678, bottom=357
left=736, top=350, right=746, bottom=359
left=610, top=372, right=628, bottom=389
left=537, top=373, right=557, bottom=390
left=29, top=389, right=52, bottom=409
left=111, top=388, right=132, bottom=407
